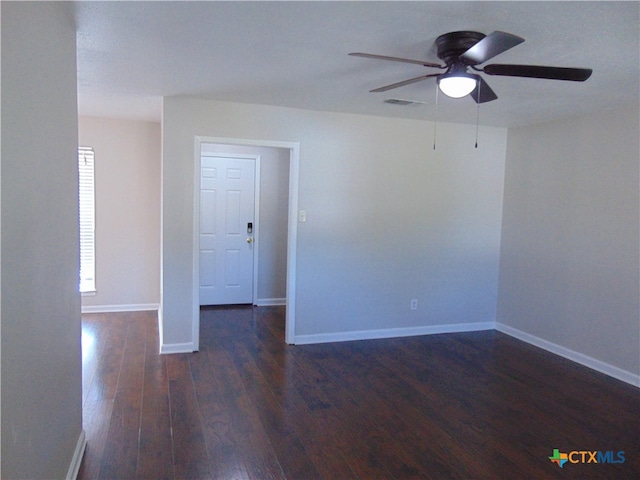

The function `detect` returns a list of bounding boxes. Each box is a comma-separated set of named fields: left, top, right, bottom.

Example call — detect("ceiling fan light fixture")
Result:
left=438, top=72, right=477, bottom=98
left=352, top=30, right=592, bottom=105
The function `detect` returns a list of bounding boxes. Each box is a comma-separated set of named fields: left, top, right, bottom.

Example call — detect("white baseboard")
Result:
left=294, top=321, right=495, bottom=345
left=160, top=341, right=196, bottom=355
left=81, top=303, right=160, bottom=314
left=496, top=322, right=640, bottom=388
left=66, top=429, right=87, bottom=480
left=82, top=301, right=637, bottom=387
left=254, top=297, right=286, bottom=307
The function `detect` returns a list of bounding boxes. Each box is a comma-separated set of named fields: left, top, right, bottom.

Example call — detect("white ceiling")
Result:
left=75, top=1, right=640, bottom=127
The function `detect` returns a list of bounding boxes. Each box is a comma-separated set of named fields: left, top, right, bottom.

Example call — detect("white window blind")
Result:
left=79, top=147, right=96, bottom=293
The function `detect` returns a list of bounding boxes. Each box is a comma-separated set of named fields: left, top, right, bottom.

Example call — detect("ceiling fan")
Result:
left=350, top=31, right=593, bottom=103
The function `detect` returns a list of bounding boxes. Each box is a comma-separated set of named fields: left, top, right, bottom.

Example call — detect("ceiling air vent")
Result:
left=384, top=98, right=426, bottom=106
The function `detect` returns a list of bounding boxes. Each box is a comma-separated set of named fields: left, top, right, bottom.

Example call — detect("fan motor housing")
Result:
left=436, top=31, right=485, bottom=64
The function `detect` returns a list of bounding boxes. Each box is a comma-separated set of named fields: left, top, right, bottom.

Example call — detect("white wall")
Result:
left=79, top=117, right=161, bottom=311
left=162, top=97, right=507, bottom=349
left=497, top=106, right=640, bottom=381
left=1, top=2, right=84, bottom=478
left=200, top=143, right=289, bottom=304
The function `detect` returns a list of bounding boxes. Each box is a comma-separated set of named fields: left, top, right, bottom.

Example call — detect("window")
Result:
left=78, top=147, right=95, bottom=293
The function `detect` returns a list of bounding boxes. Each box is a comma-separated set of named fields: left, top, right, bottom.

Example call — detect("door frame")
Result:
left=192, top=136, right=300, bottom=346
left=198, top=152, right=261, bottom=306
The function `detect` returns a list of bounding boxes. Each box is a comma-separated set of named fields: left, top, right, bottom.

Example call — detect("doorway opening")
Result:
left=192, top=137, right=299, bottom=347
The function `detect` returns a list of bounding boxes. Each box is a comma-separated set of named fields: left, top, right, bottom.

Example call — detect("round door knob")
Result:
left=247, top=237, right=253, bottom=243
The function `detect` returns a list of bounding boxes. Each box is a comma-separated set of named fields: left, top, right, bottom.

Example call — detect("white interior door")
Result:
left=199, top=155, right=255, bottom=305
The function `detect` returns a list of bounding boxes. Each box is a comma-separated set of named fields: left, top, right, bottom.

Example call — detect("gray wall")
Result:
left=1, top=2, right=84, bottom=478
left=497, top=107, right=640, bottom=376
left=79, top=116, right=161, bottom=311
left=161, top=97, right=507, bottom=348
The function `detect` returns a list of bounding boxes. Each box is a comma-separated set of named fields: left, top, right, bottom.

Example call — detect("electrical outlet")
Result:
left=410, top=299, right=418, bottom=310
left=298, top=210, right=307, bottom=222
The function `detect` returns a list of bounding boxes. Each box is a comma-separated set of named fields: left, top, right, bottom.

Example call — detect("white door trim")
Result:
left=193, top=136, right=299, bottom=347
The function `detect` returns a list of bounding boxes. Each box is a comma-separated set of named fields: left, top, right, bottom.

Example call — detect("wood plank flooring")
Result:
left=79, top=307, right=639, bottom=479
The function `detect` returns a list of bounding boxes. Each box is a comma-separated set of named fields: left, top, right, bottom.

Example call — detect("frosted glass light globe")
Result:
left=438, top=75, right=477, bottom=98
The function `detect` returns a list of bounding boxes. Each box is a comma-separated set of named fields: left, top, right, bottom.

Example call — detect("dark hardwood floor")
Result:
left=79, top=307, right=639, bottom=479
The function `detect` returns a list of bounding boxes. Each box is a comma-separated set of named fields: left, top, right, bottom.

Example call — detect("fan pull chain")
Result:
left=433, top=85, right=439, bottom=150
left=475, top=81, right=481, bottom=149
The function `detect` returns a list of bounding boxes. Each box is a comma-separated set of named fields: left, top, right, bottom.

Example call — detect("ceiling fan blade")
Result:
left=349, top=52, right=443, bottom=69
left=469, top=75, right=498, bottom=104
left=460, top=31, right=524, bottom=64
left=370, top=74, right=440, bottom=93
left=483, top=64, right=593, bottom=81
